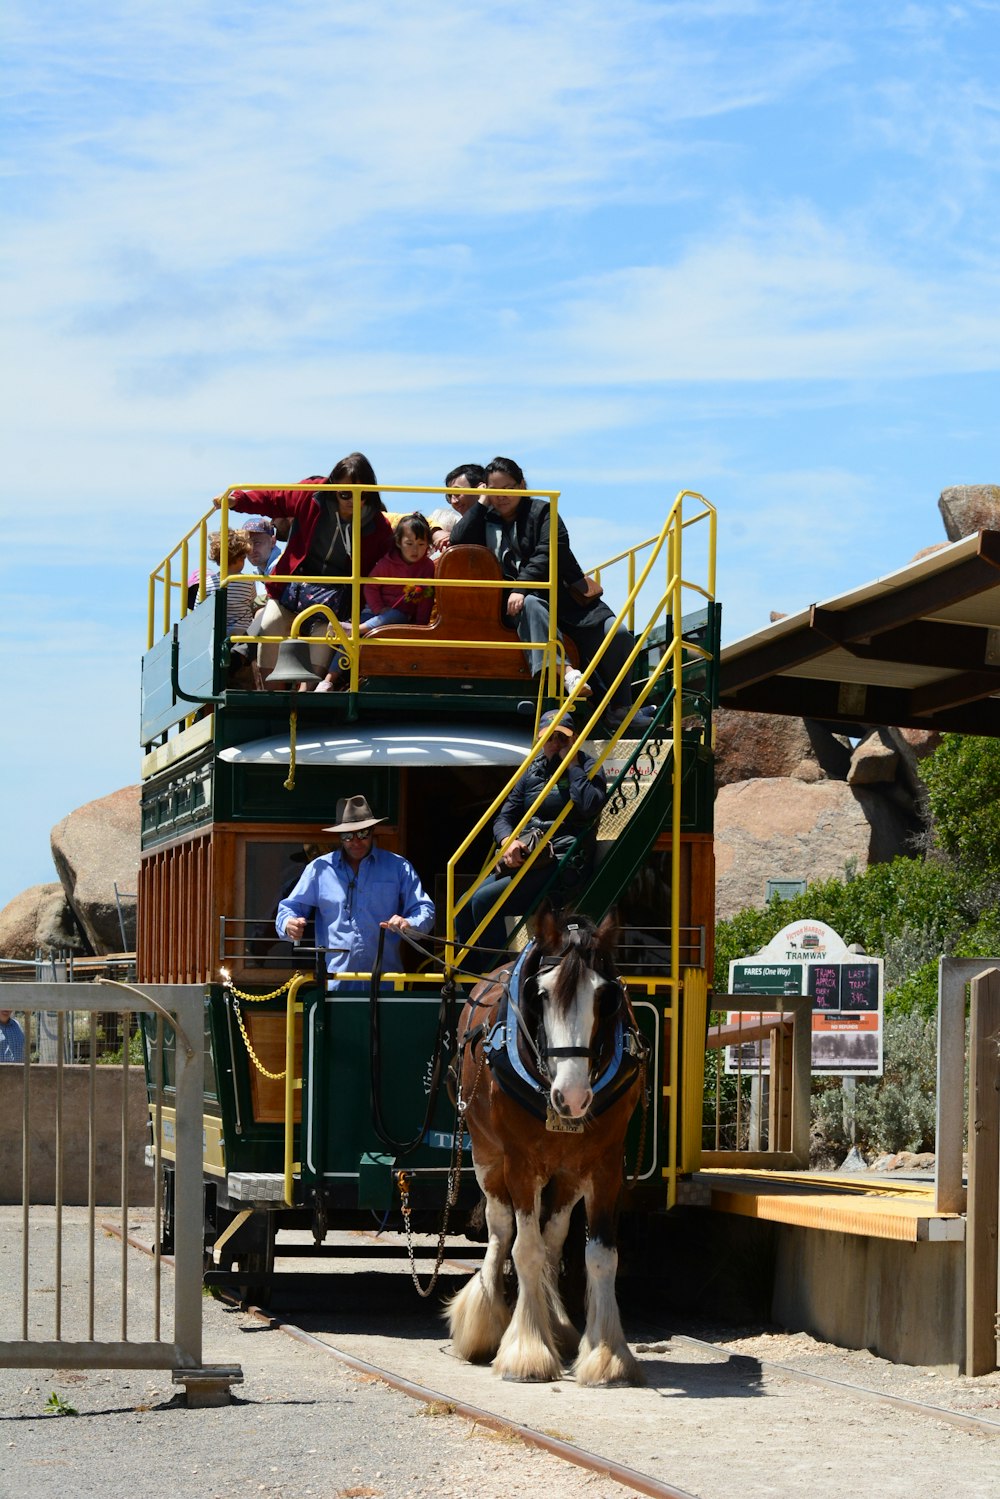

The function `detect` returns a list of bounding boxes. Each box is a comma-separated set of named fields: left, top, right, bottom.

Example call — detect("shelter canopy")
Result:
left=719, top=530, right=1000, bottom=735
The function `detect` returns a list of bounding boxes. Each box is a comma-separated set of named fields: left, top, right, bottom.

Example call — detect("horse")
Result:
left=446, top=905, right=647, bottom=1385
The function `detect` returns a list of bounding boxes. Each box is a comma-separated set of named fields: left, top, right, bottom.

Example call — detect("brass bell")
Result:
left=266, top=638, right=323, bottom=686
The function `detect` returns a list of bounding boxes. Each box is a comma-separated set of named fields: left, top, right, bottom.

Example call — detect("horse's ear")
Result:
left=596, top=912, right=619, bottom=954
left=534, top=899, right=560, bottom=951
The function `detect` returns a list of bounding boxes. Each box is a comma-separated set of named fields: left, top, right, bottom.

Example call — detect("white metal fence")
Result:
left=0, top=979, right=241, bottom=1405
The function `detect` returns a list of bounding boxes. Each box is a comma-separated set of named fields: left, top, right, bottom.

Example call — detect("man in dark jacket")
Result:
left=450, top=456, right=650, bottom=728
left=455, top=710, right=607, bottom=966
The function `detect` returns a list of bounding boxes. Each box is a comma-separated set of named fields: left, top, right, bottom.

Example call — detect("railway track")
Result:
left=114, top=1222, right=1000, bottom=1499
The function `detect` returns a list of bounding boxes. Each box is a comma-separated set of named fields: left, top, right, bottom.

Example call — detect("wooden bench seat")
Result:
left=356, top=545, right=575, bottom=682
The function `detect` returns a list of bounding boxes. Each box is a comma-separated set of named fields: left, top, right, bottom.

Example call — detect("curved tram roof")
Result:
left=218, top=721, right=537, bottom=768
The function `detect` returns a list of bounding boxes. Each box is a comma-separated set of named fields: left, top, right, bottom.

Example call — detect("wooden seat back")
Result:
left=358, top=545, right=530, bottom=681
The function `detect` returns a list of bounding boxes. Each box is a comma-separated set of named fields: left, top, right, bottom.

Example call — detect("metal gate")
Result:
left=0, top=979, right=241, bottom=1404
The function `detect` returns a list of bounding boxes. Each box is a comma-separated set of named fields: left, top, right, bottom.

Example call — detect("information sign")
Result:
left=726, top=920, right=883, bottom=1077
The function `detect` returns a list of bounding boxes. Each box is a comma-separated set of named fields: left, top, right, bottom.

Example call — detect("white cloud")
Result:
left=538, top=208, right=1000, bottom=381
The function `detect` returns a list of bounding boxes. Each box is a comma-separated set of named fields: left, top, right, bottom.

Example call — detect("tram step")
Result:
left=228, top=1172, right=287, bottom=1203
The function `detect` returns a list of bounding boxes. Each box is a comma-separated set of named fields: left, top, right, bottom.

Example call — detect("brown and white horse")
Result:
left=447, top=907, right=645, bottom=1385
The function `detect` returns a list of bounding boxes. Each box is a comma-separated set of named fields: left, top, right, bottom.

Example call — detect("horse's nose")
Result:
left=552, top=1087, right=566, bottom=1114
left=552, top=1084, right=592, bottom=1118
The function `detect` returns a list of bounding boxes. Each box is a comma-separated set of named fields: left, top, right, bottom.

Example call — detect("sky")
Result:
left=2, top=0, right=1000, bottom=909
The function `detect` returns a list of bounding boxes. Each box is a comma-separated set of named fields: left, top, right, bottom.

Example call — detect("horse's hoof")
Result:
left=574, top=1345, right=643, bottom=1387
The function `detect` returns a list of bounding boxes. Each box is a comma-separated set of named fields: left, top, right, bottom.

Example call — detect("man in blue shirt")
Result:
left=276, top=796, right=434, bottom=989
left=0, top=1007, right=25, bottom=1063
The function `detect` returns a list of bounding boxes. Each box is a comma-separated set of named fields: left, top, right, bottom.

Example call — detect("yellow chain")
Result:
left=223, top=974, right=300, bottom=1080
left=225, top=975, right=297, bottom=1002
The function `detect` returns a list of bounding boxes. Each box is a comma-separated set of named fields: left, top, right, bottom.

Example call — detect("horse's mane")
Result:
left=530, top=907, right=618, bottom=1017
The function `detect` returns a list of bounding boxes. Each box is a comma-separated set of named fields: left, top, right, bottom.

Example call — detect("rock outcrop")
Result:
left=0, top=883, right=89, bottom=960
left=938, top=485, right=1000, bottom=541
left=714, top=710, right=851, bottom=789
left=49, top=787, right=141, bottom=953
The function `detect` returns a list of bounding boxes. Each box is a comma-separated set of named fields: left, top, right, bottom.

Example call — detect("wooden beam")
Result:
left=966, top=968, right=1000, bottom=1376
left=721, top=673, right=1000, bottom=736
left=911, top=671, right=1000, bottom=717
left=721, top=531, right=1000, bottom=697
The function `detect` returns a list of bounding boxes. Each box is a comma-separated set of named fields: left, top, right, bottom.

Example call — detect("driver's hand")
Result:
left=284, top=916, right=307, bottom=941
left=382, top=915, right=411, bottom=933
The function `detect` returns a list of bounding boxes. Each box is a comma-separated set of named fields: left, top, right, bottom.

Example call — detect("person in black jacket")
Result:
left=449, top=456, right=651, bottom=728
left=455, top=710, right=607, bottom=966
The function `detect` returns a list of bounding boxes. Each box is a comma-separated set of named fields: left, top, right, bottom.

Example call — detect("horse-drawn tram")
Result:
left=138, top=477, right=718, bottom=1339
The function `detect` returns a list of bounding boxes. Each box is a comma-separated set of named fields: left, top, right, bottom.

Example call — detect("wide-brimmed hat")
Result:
left=323, top=795, right=387, bottom=834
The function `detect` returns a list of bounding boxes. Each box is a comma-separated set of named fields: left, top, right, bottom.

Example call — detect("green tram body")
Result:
left=138, top=483, right=719, bottom=1274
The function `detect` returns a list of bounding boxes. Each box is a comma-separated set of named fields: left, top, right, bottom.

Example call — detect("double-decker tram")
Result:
left=138, top=476, right=719, bottom=1286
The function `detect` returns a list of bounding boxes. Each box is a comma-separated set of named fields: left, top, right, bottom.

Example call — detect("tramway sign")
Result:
left=727, top=919, right=883, bottom=1077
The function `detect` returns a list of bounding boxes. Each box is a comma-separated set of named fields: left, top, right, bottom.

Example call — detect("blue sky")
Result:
left=2, top=1, right=1000, bottom=910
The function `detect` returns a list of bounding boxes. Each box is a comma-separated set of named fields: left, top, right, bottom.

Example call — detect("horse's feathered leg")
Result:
left=493, top=1191, right=563, bottom=1382
left=573, top=1176, right=641, bottom=1387
left=446, top=1187, right=513, bottom=1364
left=541, top=1193, right=582, bottom=1362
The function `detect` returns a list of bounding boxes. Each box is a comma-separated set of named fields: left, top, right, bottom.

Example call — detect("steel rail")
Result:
left=666, top=1332, right=1000, bottom=1440
left=246, top=1311, right=700, bottom=1499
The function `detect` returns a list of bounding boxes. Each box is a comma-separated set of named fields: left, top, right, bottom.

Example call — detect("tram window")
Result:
left=241, top=838, right=333, bottom=966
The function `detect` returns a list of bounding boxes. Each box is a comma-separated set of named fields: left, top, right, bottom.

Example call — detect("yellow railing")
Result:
left=445, top=490, right=716, bottom=973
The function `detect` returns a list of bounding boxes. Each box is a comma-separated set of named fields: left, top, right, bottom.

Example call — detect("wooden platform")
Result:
left=691, top=1167, right=965, bottom=1243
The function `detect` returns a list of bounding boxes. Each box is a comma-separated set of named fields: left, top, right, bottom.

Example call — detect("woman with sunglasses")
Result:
left=276, top=795, right=434, bottom=991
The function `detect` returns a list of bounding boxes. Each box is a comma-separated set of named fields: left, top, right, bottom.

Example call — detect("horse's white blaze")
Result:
left=538, top=966, right=600, bottom=1117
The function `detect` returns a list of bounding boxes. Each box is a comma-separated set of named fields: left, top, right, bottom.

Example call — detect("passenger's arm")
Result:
left=450, top=507, right=489, bottom=548
left=566, top=759, right=608, bottom=821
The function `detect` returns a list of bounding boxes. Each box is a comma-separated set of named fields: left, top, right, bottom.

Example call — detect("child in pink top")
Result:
left=313, top=514, right=436, bottom=692
left=361, top=513, right=435, bottom=630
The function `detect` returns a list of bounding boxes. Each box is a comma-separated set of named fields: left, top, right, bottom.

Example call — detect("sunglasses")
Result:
left=341, top=829, right=373, bottom=842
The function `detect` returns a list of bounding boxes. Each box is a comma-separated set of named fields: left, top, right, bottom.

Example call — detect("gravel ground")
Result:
left=3, top=1208, right=1000, bottom=1499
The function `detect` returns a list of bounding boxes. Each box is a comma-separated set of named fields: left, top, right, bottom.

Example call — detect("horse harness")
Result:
left=457, top=937, right=649, bottom=1127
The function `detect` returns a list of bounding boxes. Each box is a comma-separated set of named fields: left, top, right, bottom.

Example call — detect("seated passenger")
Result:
left=455, top=710, right=607, bottom=966
left=242, top=515, right=284, bottom=580
left=313, top=513, right=436, bottom=692
left=450, top=456, right=652, bottom=729
left=187, top=530, right=258, bottom=685
left=213, top=451, right=392, bottom=681
left=429, top=464, right=487, bottom=552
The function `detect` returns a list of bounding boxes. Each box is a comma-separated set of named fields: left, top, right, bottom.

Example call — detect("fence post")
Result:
left=966, top=967, right=1000, bottom=1376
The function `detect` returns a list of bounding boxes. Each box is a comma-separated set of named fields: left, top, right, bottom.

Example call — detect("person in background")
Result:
left=0, top=1007, right=25, bottom=1063
left=276, top=796, right=434, bottom=991
left=456, top=710, right=607, bottom=966
left=214, top=452, right=392, bottom=680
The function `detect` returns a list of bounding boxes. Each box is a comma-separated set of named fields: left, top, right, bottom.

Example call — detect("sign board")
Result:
left=726, top=919, right=883, bottom=1077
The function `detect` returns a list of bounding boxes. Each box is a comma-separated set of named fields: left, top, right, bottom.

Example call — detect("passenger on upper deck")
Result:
left=276, top=796, right=435, bottom=990
left=313, top=513, right=436, bottom=692
left=456, top=710, right=607, bottom=966
left=429, top=463, right=487, bottom=552
left=214, top=452, right=392, bottom=680
left=450, top=457, right=651, bottom=729
left=242, top=515, right=283, bottom=577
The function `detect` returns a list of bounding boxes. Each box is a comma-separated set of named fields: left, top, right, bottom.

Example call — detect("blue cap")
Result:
left=242, top=516, right=276, bottom=535
left=539, top=709, right=576, bottom=737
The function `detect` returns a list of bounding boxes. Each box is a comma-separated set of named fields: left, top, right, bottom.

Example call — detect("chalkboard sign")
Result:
left=808, top=965, right=840, bottom=1012
left=841, top=962, right=879, bottom=1013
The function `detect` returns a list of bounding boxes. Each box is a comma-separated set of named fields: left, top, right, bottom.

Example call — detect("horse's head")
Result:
left=527, top=904, right=621, bottom=1119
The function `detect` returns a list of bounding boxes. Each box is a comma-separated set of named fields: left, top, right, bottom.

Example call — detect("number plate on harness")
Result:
left=546, top=1105, right=585, bottom=1134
